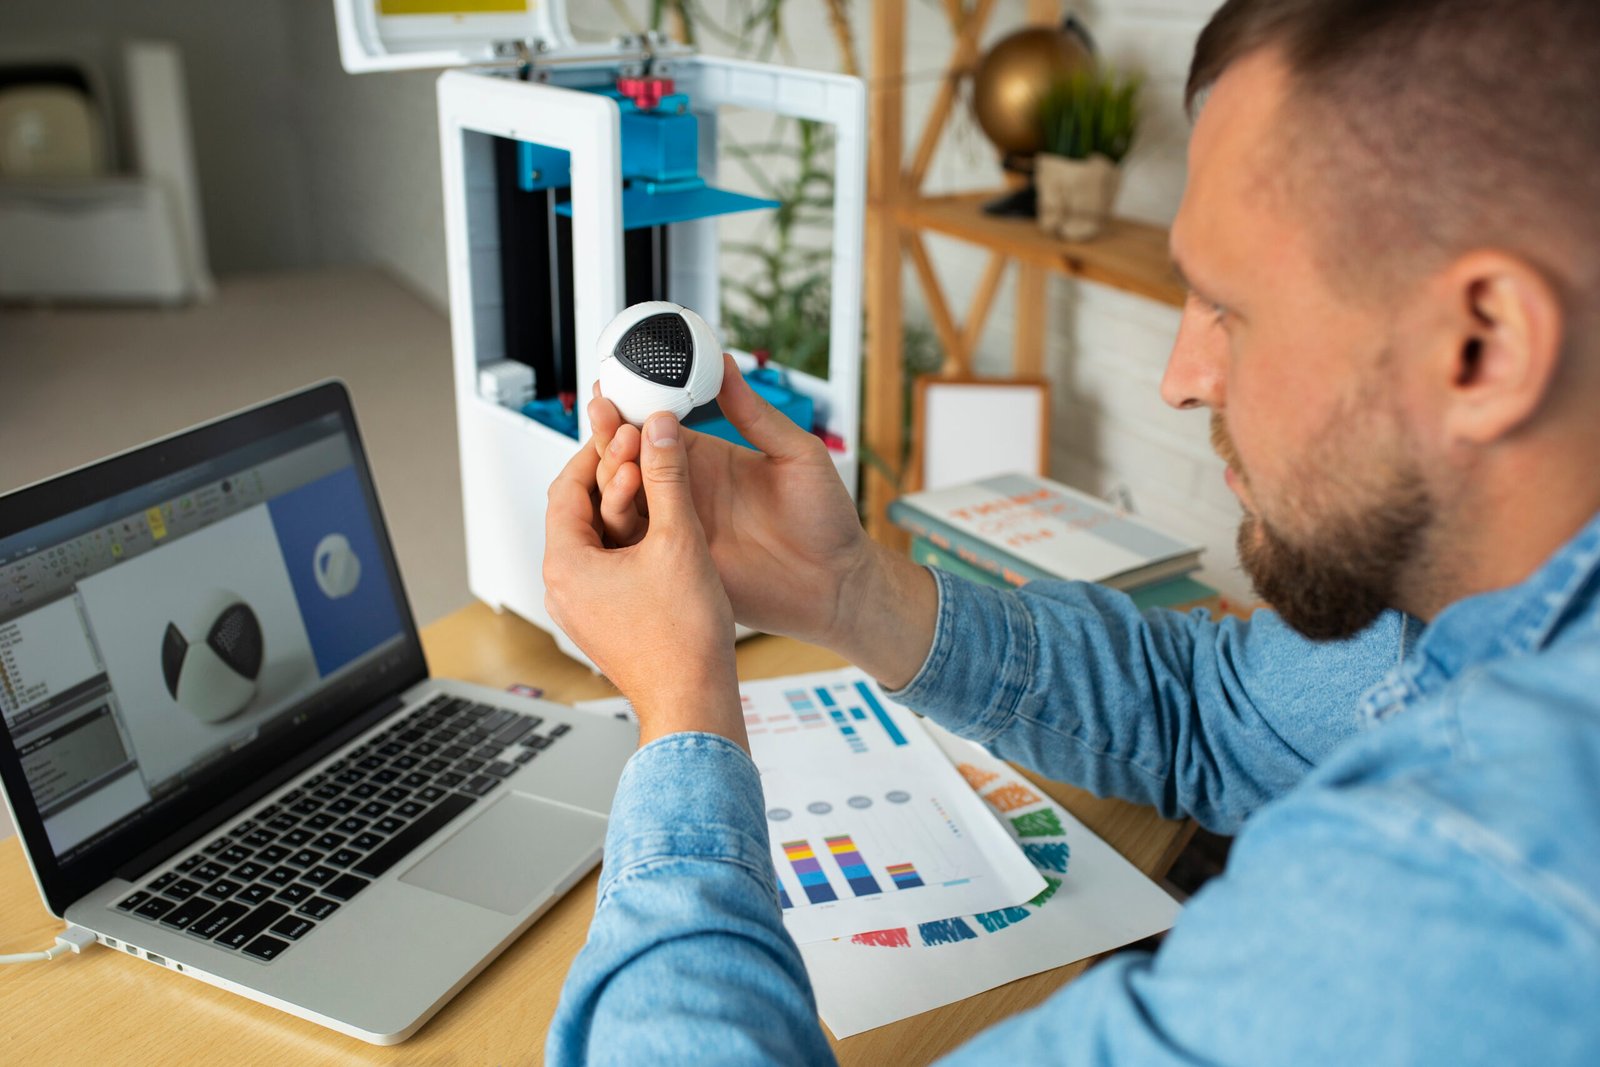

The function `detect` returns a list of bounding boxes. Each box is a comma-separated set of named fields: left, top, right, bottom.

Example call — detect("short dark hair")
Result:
left=1186, top=0, right=1600, bottom=311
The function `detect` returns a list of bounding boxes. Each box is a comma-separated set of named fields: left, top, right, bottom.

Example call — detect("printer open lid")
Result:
left=332, top=0, right=587, bottom=73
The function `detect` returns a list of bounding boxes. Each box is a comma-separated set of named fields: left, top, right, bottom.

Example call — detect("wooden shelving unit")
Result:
left=863, top=0, right=1186, bottom=543
left=898, top=193, right=1185, bottom=307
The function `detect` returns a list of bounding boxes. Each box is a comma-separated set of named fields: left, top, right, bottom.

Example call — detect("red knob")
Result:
left=617, top=75, right=675, bottom=111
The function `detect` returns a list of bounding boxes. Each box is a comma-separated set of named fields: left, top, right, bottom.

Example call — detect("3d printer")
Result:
left=333, top=1, right=865, bottom=665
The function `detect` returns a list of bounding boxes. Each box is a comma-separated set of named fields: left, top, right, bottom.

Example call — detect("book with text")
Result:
left=889, top=473, right=1203, bottom=591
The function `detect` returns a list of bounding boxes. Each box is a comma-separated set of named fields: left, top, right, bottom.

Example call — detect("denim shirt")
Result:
left=548, top=513, right=1600, bottom=1065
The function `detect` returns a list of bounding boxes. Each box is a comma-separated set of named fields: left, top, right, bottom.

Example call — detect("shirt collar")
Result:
left=1358, top=508, right=1600, bottom=725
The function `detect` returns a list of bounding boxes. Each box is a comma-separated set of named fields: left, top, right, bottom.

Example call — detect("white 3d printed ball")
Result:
left=161, top=590, right=263, bottom=724
left=595, top=301, right=724, bottom=426
left=313, top=533, right=362, bottom=600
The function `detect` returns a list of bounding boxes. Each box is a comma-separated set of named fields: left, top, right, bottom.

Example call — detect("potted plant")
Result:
left=1035, top=67, right=1142, bottom=241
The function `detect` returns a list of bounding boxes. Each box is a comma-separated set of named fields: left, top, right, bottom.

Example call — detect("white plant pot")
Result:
left=1036, top=152, right=1121, bottom=241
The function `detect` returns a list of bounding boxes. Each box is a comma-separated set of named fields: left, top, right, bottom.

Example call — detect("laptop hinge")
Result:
left=114, top=694, right=406, bottom=882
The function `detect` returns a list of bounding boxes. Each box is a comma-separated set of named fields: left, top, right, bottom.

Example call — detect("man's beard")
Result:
left=1213, top=413, right=1433, bottom=641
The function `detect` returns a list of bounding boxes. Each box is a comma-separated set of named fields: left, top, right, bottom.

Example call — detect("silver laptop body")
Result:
left=0, top=382, right=635, bottom=1043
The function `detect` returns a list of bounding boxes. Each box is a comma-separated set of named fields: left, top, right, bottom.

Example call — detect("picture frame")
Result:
left=911, top=374, right=1052, bottom=492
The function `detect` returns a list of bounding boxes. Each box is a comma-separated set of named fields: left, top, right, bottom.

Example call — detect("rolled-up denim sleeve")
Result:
left=888, top=569, right=1410, bottom=833
left=546, top=732, right=835, bottom=1066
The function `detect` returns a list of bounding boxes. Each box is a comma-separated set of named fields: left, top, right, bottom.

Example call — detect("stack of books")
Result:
left=888, top=473, right=1211, bottom=611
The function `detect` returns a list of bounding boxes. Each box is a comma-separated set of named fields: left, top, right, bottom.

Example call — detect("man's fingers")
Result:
left=588, top=395, right=625, bottom=460
left=597, top=422, right=641, bottom=491
left=715, top=353, right=816, bottom=460
left=600, top=462, right=646, bottom=547
left=546, top=442, right=605, bottom=553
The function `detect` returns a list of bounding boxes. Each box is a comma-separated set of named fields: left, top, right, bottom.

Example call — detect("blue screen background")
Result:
left=267, top=467, right=405, bottom=677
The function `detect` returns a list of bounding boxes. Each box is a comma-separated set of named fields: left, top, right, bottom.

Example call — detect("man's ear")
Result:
left=1434, top=251, right=1565, bottom=446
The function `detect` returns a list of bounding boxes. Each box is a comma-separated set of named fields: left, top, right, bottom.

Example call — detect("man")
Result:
left=541, top=0, right=1600, bottom=1061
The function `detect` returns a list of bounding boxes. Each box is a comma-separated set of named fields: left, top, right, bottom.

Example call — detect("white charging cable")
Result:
left=0, top=925, right=97, bottom=964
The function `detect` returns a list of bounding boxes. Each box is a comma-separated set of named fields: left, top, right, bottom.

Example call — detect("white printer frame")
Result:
left=334, top=2, right=865, bottom=666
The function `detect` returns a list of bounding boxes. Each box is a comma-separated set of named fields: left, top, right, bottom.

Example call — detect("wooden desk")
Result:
left=0, top=602, right=1191, bottom=1065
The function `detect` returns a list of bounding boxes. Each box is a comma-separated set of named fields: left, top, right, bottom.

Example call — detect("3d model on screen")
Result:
left=313, top=532, right=362, bottom=600
left=596, top=302, right=724, bottom=426
left=160, top=591, right=264, bottom=723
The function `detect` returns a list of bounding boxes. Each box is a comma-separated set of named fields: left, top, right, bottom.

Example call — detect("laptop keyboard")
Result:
left=111, top=695, right=573, bottom=963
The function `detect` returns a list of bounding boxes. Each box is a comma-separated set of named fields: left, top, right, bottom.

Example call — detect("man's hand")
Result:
left=588, top=355, right=938, bottom=689
left=544, top=414, right=745, bottom=749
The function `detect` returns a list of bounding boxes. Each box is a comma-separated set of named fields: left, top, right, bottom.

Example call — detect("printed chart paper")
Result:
left=579, top=672, right=1046, bottom=945
left=740, top=671, right=1044, bottom=944
left=800, top=724, right=1183, bottom=1037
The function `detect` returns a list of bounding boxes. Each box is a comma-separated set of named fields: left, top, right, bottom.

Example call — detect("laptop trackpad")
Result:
left=399, top=792, right=607, bottom=916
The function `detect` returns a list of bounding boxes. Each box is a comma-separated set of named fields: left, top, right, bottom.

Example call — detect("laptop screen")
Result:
left=0, top=383, right=427, bottom=913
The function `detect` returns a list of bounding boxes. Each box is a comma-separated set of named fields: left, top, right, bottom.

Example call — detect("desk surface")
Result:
left=0, top=602, right=1191, bottom=1065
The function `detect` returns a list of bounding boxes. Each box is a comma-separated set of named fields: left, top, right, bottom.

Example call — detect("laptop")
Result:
left=0, top=381, right=636, bottom=1043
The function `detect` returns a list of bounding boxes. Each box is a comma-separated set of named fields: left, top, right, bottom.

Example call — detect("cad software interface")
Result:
left=0, top=416, right=409, bottom=865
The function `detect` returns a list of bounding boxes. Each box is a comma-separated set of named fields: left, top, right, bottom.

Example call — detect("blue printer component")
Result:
left=520, top=77, right=778, bottom=231
left=516, top=141, right=571, bottom=191
left=521, top=396, right=580, bottom=438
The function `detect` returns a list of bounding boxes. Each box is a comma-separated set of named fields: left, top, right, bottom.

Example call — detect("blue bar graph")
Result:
left=856, top=681, right=907, bottom=746
left=825, top=693, right=867, bottom=753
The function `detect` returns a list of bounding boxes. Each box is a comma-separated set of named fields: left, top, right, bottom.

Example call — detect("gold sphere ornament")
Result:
left=971, top=25, right=1095, bottom=160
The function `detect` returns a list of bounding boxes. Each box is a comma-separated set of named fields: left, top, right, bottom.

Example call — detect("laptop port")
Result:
left=147, top=953, right=166, bottom=967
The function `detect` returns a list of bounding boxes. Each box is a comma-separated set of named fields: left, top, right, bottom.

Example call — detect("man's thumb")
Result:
left=640, top=414, right=695, bottom=529
left=717, top=353, right=814, bottom=460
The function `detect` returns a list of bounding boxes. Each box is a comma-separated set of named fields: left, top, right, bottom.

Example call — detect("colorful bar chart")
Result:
left=783, top=840, right=839, bottom=904
left=746, top=669, right=1054, bottom=947
left=825, top=835, right=883, bottom=896
left=886, top=862, right=926, bottom=890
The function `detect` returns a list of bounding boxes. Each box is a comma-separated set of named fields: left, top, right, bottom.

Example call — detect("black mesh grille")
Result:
left=207, top=602, right=263, bottom=680
left=615, top=313, right=693, bottom=388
